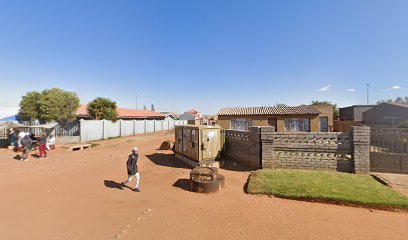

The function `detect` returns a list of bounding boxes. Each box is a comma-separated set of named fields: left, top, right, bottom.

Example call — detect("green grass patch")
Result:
left=247, top=169, right=408, bottom=210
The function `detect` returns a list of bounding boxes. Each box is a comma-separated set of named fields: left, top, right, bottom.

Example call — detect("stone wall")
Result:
left=222, top=126, right=370, bottom=174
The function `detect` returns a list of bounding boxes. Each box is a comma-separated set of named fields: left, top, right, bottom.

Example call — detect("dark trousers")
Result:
left=22, top=148, right=30, bottom=159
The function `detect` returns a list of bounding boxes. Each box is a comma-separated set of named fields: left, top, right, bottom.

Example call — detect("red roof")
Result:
left=77, top=105, right=166, bottom=119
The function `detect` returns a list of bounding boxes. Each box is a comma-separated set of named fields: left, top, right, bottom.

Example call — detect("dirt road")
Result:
left=0, top=132, right=407, bottom=240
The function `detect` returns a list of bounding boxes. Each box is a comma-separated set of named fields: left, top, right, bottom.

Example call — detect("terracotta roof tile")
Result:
left=217, top=106, right=321, bottom=116
left=77, top=105, right=166, bottom=119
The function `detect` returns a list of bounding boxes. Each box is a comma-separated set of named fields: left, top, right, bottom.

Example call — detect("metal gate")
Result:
left=370, top=128, right=408, bottom=173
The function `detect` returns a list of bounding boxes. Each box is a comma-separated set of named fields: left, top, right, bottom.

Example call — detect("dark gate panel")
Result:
left=370, top=128, right=408, bottom=174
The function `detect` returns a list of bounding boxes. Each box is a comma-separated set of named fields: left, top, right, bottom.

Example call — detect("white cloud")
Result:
left=389, top=85, right=401, bottom=90
left=317, top=85, right=330, bottom=91
left=347, top=88, right=356, bottom=92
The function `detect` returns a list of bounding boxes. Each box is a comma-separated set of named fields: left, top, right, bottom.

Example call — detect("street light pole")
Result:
left=366, top=83, right=370, bottom=105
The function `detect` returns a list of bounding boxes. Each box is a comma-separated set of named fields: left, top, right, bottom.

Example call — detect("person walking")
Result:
left=20, top=133, right=32, bottom=162
left=121, top=147, right=141, bottom=192
left=38, top=132, right=47, bottom=158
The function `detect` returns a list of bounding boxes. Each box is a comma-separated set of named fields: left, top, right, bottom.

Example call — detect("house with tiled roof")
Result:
left=217, top=105, right=333, bottom=132
left=77, top=105, right=166, bottom=120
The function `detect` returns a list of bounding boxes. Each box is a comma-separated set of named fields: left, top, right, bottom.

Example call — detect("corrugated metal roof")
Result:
left=217, top=106, right=321, bottom=116
left=387, top=102, right=408, bottom=109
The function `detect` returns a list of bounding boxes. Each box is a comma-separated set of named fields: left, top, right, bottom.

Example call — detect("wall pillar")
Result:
left=119, top=120, right=124, bottom=137
left=249, top=127, right=261, bottom=169
left=259, top=126, right=276, bottom=169
left=352, top=126, right=370, bottom=174
left=103, top=120, right=108, bottom=140
left=79, top=119, right=85, bottom=142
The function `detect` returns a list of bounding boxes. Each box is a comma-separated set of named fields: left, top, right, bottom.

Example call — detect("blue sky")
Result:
left=0, top=0, right=407, bottom=114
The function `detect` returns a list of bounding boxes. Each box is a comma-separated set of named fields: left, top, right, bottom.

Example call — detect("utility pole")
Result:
left=366, top=83, right=370, bottom=105
left=135, top=95, right=138, bottom=110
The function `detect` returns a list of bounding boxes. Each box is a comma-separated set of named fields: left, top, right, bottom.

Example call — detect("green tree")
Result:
left=18, top=88, right=80, bottom=127
left=87, top=97, right=118, bottom=121
left=274, top=102, right=288, bottom=107
left=377, top=96, right=408, bottom=104
left=38, top=88, right=80, bottom=126
left=310, top=100, right=339, bottom=118
left=399, top=121, right=408, bottom=128
left=18, top=91, right=42, bottom=121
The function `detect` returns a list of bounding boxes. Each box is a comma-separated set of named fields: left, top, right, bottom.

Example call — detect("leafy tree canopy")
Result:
left=19, top=88, right=80, bottom=126
left=377, top=96, right=408, bottom=104
left=87, top=97, right=118, bottom=121
left=399, top=121, right=408, bottom=128
left=310, top=100, right=339, bottom=118
left=18, top=91, right=41, bottom=121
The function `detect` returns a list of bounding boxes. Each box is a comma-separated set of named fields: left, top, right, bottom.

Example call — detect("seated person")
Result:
left=46, top=135, right=56, bottom=150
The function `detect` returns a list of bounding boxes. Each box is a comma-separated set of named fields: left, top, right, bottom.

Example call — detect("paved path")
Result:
left=373, top=172, right=408, bottom=197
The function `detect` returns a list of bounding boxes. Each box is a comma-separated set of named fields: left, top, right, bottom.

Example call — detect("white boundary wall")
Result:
left=79, top=119, right=186, bottom=142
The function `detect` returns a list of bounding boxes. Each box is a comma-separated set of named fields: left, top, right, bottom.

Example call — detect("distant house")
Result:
left=179, top=109, right=204, bottom=124
left=77, top=105, right=166, bottom=120
left=160, top=112, right=179, bottom=120
left=217, top=105, right=333, bottom=132
left=339, top=105, right=376, bottom=121
left=362, top=102, right=408, bottom=127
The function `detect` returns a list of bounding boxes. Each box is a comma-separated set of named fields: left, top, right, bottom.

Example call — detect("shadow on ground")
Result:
left=243, top=175, right=251, bottom=194
left=172, top=179, right=192, bottom=192
left=104, top=180, right=131, bottom=190
left=220, top=158, right=253, bottom=172
left=146, top=153, right=191, bottom=169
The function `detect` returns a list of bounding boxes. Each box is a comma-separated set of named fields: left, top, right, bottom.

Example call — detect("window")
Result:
left=319, top=117, right=328, bottom=132
left=231, top=118, right=251, bottom=131
left=284, top=118, right=310, bottom=132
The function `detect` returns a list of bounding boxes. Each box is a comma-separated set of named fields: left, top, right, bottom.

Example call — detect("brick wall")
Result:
left=222, top=126, right=370, bottom=174
left=222, top=127, right=260, bottom=170
left=352, top=126, right=370, bottom=174
left=261, top=127, right=353, bottom=172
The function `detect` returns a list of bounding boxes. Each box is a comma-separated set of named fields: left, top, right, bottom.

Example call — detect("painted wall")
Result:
left=80, top=119, right=187, bottom=142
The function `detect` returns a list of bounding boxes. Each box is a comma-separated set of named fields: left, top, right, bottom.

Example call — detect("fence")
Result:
left=0, top=119, right=187, bottom=147
left=79, top=119, right=187, bottom=142
left=223, top=126, right=370, bottom=174
left=370, top=128, right=408, bottom=173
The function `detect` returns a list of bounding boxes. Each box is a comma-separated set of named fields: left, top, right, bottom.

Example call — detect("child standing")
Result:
left=38, top=132, right=47, bottom=158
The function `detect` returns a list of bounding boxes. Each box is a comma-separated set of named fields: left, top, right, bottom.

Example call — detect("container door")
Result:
left=201, top=129, right=220, bottom=160
left=175, top=127, right=183, bottom=153
left=191, top=129, right=199, bottom=161
left=182, top=128, right=192, bottom=157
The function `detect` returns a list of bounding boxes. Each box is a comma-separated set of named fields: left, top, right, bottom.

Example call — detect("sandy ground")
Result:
left=0, top=131, right=407, bottom=240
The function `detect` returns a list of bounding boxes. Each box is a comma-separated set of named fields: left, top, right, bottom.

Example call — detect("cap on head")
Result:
left=132, top=147, right=139, bottom=153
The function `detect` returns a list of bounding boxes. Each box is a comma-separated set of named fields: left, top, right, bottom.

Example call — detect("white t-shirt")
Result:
left=17, top=132, right=26, bottom=147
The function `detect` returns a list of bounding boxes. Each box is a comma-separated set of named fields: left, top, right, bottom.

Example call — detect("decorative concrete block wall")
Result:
left=260, top=127, right=354, bottom=172
left=222, top=126, right=370, bottom=174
